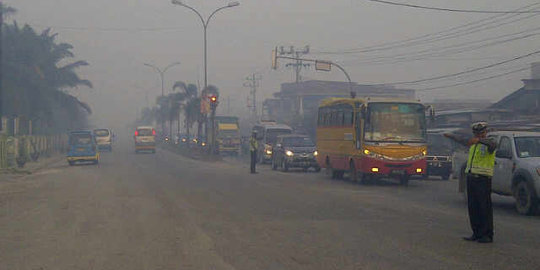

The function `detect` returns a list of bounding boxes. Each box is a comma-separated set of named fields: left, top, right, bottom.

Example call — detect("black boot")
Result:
left=462, top=235, right=478, bottom=241
left=477, top=236, right=493, bottom=243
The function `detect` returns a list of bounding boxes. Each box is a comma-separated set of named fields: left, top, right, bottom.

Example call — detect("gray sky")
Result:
left=5, top=0, right=540, bottom=127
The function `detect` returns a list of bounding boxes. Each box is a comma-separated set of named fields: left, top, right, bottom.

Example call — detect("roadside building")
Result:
left=490, top=63, right=540, bottom=116
left=431, top=63, right=540, bottom=129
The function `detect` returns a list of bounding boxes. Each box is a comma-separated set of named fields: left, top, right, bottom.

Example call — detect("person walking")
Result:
left=445, top=122, right=497, bottom=243
left=250, top=131, right=258, bottom=174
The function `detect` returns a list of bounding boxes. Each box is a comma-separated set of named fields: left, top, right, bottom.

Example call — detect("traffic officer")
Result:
left=250, top=131, right=258, bottom=174
left=445, top=122, right=497, bottom=243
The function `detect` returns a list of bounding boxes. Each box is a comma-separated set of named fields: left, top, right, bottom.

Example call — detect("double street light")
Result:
left=144, top=62, right=180, bottom=136
left=171, top=0, right=239, bottom=154
left=171, top=0, right=239, bottom=92
left=143, top=62, right=181, bottom=97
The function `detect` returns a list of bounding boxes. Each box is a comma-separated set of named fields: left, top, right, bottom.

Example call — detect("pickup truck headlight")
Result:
left=266, top=150, right=272, bottom=155
left=313, top=150, right=319, bottom=156
left=286, top=150, right=294, bottom=157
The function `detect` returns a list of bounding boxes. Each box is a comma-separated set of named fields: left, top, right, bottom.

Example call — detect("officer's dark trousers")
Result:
left=250, top=151, right=257, bottom=173
left=467, top=174, right=494, bottom=239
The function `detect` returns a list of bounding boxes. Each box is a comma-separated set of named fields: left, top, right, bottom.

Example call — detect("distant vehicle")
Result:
left=316, top=97, right=428, bottom=186
left=213, top=116, right=241, bottom=156
left=134, top=126, right=156, bottom=153
left=457, top=131, right=540, bottom=215
left=252, top=122, right=293, bottom=163
left=272, top=134, right=320, bottom=172
left=67, top=130, right=99, bottom=166
left=93, top=128, right=113, bottom=151
left=425, top=129, right=460, bottom=180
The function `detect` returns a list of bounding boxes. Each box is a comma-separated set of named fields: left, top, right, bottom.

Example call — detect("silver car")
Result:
left=457, top=131, right=540, bottom=215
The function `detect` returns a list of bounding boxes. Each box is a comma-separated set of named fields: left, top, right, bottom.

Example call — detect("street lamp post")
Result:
left=171, top=0, right=239, bottom=154
left=144, top=62, right=181, bottom=136
left=143, top=62, right=181, bottom=97
left=171, top=0, right=239, bottom=92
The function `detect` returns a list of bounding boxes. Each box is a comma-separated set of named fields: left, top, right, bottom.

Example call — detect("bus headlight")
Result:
left=286, top=150, right=294, bottom=157
left=313, top=150, right=319, bottom=156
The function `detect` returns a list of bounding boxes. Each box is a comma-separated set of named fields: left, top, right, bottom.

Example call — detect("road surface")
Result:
left=1, top=137, right=539, bottom=270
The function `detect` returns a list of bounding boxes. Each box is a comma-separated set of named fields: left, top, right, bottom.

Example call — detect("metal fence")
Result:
left=0, top=134, right=67, bottom=169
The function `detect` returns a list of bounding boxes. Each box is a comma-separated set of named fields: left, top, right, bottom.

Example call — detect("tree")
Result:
left=1, top=20, right=92, bottom=134
left=173, top=81, right=200, bottom=138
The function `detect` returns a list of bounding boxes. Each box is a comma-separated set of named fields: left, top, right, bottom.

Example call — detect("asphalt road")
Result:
left=1, top=138, right=539, bottom=270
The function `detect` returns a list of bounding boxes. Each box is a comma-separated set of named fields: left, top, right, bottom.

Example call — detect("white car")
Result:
left=457, top=131, right=540, bottom=215
left=134, top=126, right=156, bottom=153
left=93, top=128, right=113, bottom=151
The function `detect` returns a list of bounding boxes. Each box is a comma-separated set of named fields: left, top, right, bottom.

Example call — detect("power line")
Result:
left=368, top=0, right=540, bottom=14
left=376, top=49, right=540, bottom=85
left=416, top=67, right=529, bottom=91
left=316, top=2, right=540, bottom=54
left=343, top=28, right=540, bottom=65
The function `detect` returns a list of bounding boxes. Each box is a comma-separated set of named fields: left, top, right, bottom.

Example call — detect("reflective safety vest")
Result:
left=466, top=143, right=496, bottom=177
left=250, top=137, right=258, bottom=151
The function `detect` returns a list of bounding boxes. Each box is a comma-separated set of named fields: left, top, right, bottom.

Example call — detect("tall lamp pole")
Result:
left=144, top=62, right=181, bottom=136
left=171, top=0, right=239, bottom=92
left=172, top=0, right=239, bottom=154
left=143, top=62, right=181, bottom=97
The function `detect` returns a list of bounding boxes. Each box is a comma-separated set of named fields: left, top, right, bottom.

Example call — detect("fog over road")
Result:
left=1, top=136, right=539, bottom=270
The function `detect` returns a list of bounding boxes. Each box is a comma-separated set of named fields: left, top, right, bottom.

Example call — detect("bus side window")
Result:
left=343, top=108, right=353, bottom=127
left=337, top=110, right=344, bottom=126
left=355, top=111, right=362, bottom=149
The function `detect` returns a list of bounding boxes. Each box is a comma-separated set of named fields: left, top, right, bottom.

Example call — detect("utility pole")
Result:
left=279, top=45, right=310, bottom=83
left=227, top=96, right=231, bottom=114
left=243, top=73, right=262, bottom=120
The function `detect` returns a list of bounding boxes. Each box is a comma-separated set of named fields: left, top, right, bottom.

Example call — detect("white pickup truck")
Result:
left=456, top=131, right=540, bottom=215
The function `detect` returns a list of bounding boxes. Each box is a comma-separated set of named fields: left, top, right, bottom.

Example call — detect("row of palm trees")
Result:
left=138, top=82, right=219, bottom=140
left=1, top=4, right=93, bottom=134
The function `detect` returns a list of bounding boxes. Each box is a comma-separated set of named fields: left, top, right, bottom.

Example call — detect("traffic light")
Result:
left=209, top=95, right=218, bottom=111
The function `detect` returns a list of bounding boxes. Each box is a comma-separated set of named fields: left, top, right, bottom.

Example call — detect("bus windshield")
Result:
left=365, top=103, right=426, bottom=143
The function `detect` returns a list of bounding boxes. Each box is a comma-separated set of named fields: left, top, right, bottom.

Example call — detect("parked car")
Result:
left=457, top=131, right=540, bottom=215
left=93, top=128, right=113, bottom=151
left=272, top=134, right=320, bottom=172
left=67, top=130, right=99, bottom=165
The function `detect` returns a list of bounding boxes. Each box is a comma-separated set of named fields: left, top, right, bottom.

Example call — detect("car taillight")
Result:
left=152, top=129, right=156, bottom=136
left=135, top=130, right=139, bottom=136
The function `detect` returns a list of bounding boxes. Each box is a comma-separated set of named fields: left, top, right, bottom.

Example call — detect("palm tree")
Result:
left=1, top=21, right=92, bottom=133
left=173, top=81, right=199, bottom=138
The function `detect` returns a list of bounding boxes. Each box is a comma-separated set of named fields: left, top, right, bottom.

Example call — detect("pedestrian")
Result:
left=444, top=122, right=497, bottom=243
left=250, top=131, right=258, bottom=174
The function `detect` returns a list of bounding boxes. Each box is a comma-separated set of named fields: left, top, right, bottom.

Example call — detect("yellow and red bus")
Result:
left=316, top=97, right=427, bottom=185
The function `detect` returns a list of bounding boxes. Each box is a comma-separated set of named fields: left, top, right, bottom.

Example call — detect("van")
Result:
left=93, top=128, right=113, bottom=151
left=134, top=126, right=156, bottom=153
left=252, top=123, right=293, bottom=163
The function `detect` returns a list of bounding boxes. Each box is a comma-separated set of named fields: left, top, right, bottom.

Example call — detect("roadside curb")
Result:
left=159, top=144, right=223, bottom=162
left=0, top=154, right=64, bottom=176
